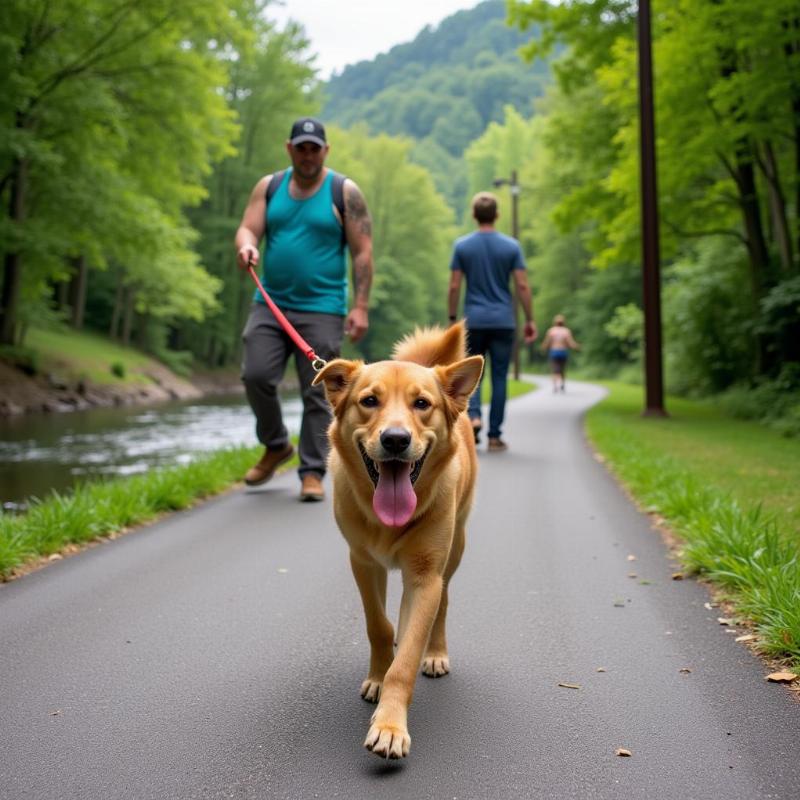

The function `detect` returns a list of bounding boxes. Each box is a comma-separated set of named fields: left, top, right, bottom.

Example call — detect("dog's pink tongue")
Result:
left=373, top=461, right=417, bottom=528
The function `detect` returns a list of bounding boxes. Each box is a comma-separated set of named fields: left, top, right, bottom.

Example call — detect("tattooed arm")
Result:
left=342, top=179, right=374, bottom=342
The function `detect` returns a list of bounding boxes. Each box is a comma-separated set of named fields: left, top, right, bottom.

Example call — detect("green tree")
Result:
left=327, top=126, right=456, bottom=360
left=510, top=0, right=800, bottom=383
left=180, top=15, right=320, bottom=367
left=0, top=0, right=246, bottom=346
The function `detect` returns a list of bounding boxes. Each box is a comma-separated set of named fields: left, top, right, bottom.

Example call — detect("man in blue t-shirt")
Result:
left=235, top=118, right=374, bottom=500
left=447, top=192, right=537, bottom=452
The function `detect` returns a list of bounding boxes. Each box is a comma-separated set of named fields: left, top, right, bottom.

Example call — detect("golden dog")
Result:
left=313, top=322, right=483, bottom=759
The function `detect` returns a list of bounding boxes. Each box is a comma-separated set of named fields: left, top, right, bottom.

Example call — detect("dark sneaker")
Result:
left=470, top=417, right=482, bottom=444
left=299, top=474, right=325, bottom=502
left=487, top=437, right=508, bottom=452
left=244, top=443, right=295, bottom=486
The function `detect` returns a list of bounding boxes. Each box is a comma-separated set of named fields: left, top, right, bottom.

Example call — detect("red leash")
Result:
left=247, top=263, right=328, bottom=372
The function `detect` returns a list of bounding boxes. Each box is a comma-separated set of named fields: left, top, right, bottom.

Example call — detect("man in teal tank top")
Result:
left=234, top=118, right=374, bottom=501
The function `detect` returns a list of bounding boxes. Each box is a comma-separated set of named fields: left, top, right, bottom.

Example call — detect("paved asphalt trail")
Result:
left=1, top=379, right=798, bottom=799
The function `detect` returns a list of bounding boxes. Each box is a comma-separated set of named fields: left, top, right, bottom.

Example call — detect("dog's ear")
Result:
left=435, top=355, right=484, bottom=417
left=312, top=358, right=362, bottom=413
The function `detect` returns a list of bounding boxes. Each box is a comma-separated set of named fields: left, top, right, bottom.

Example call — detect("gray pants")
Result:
left=241, top=304, right=344, bottom=479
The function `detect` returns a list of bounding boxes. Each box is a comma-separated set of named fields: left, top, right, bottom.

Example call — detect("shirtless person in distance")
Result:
left=540, top=314, right=580, bottom=393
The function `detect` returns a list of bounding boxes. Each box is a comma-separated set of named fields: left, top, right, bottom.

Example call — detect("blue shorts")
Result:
left=549, top=349, right=568, bottom=375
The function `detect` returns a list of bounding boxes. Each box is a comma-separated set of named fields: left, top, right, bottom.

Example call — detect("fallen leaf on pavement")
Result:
left=704, top=602, right=718, bottom=610
left=717, top=617, right=734, bottom=626
left=596, top=667, right=607, bottom=673
left=671, top=572, right=684, bottom=580
left=277, top=568, right=289, bottom=574
left=735, top=634, right=756, bottom=642
left=615, top=748, right=632, bottom=757
left=627, top=572, right=637, bottom=578
left=627, top=555, right=637, bottom=562
left=766, top=672, right=797, bottom=683
left=558, top=682, right=581, bottom=689
left=613, top=599, right=626, bottom=607
left=679, top=667, right=692, bottom=674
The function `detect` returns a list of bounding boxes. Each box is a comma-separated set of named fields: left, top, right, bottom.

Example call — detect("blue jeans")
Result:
left=466, top=327, right=514, bottom=439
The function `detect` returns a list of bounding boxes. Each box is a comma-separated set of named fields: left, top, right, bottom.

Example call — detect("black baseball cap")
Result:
left=289, top=117, right=326, bottom=147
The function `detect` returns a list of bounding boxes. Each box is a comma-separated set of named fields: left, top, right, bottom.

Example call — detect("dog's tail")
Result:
left=392, top=321, right=467, bottom=367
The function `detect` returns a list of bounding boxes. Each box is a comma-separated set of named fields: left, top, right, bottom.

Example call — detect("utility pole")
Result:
left=638, top=0, right=667, bottom=416
left=493, top=170, right=521, bottom=380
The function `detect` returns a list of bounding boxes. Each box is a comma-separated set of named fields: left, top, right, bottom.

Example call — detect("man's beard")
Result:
left=296, top=163, right=322, bottom=181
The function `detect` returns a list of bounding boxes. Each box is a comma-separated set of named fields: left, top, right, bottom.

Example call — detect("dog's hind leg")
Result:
left=350, top=553, right=394, bottom=704
left=421, top=581, right=451, bottom=677
left=422, top=522, right=465, bottom=678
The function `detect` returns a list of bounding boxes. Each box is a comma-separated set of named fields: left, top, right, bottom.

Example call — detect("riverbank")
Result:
left=0, top=326, right=244, bottom=417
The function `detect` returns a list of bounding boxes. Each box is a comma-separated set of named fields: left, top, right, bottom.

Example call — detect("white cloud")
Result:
left=269, top=0, right=482, bottom=78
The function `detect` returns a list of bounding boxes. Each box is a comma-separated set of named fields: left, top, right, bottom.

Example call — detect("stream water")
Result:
left=0, top=393, right=302, bottom=509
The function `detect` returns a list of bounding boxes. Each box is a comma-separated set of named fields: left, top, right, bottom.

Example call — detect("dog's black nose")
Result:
left=380, top=427, right=411, bottom=455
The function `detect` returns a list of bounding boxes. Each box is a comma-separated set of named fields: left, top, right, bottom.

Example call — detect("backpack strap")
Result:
left=265, top=169, right=286, bottom=204
left=332, top=172, right=347, bottom=246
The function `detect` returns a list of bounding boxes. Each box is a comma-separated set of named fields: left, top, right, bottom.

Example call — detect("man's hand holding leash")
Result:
left=237, top=244, right=259, bottom=270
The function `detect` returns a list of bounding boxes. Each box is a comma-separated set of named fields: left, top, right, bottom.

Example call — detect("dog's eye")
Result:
left=360, top=395, right=379, bottom=408
left=413, top=397, right=431, bottom=410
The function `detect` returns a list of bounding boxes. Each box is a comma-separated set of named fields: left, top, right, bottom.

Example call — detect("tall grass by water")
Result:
left=586, top=382, right=800, bottom=667
left=0, top=445, right=269, bottom=579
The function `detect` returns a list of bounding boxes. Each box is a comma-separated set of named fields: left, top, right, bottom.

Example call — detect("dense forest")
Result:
left=1, top=0, right=798, bottom=432
left=323, top=0, right=550, bottom=210
left=504, top=0, right=800, bottom=431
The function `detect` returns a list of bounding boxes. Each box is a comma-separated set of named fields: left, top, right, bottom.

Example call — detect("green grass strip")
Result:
left=586, top=382, right=800, bottom=667
left=0, top=378, right=535, bottom=582
left=0, top=445, right=273, bottom=580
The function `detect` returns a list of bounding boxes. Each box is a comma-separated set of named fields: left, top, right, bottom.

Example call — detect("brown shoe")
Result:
left=244, top=443, right=295, bottom=486
left=300, top=473, right=325, bottom=502
left=487, top=437, right=508, bottom=452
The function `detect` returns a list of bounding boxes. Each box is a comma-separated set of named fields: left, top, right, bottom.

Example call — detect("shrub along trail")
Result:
left=0, top=380, right=798, bottom=799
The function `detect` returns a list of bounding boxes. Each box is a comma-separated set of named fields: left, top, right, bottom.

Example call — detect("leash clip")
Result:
left=311, top=357, right=328, bottom=373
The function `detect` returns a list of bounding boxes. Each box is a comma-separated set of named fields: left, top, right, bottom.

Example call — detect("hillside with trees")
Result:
left=322, top=0, right=550, bottom=211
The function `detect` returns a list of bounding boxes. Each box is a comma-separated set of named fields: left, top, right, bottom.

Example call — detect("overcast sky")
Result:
left=269, top=0, right=484, bottom=79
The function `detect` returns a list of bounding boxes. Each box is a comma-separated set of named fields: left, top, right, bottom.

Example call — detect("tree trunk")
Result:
left=783, top=16, right=800, bottom=270
left=0, top=157, right=28, bottom=345
left=733, top=143, right=770, bottom=301
left=792, top=97, right=800, bottom=270
left=759, top=142, right=793, bottom=273
left=135, top=312, right=147, bottom=349
left=717, top=47, right=771, bottom=298
left=121, top=287, right=135, bottom=346
left=70, top=254, right=88, bottom=329
left=56, top=278, right=69, bottom=312
left=109, top=280, right=123, bottom=340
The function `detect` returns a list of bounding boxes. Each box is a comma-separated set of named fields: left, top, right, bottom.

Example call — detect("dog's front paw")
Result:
left=360, top=678, right=382, bottom=703
left=364, top=718, right=410, bottom=759
left=421, top=654, right=450, bottom=677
